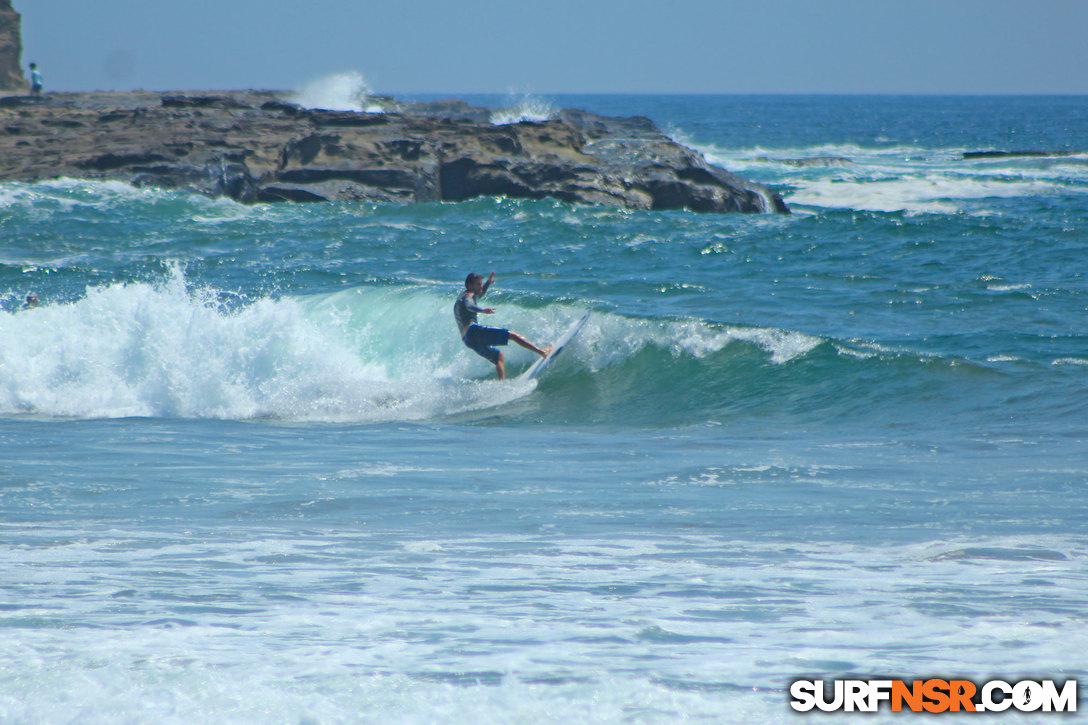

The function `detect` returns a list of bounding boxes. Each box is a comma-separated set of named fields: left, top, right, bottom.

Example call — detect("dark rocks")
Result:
left=0, top=89, right=788, bottom=214
left=161, top=94, right=254, bottom=109
left=756, top=156, right=852, bottom=168
left=76, top=151, right=172, bottom=171
left=963, top=150, right=1078, bottom=160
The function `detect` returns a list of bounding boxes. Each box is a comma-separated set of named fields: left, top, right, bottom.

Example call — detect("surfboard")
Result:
left=520, top=312, right=590, bottom=381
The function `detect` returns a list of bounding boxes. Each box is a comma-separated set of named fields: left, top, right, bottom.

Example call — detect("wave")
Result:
left=680, top=139, right=1088, bottom=215
left=0, top=177, right=177, bottom=213
left=783, top=175, right=1069, bottom=215
left=289, top=71, right=385, bottom=113
left=0, top=269, right=534, bottom=422
left=0, top=178, right=262, bottom=228
left=490, top=95, right=559, bottom=125
left=0, top=269, right=1044, bottom=426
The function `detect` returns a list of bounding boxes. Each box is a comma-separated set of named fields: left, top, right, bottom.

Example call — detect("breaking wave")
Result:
left=290, top=71, right=385, bottom=113
left=685, top=139, right=1088, bottom=215
left=490, top=95, right=559, bottom=125
left=0, top=268, right=1038, bottom=427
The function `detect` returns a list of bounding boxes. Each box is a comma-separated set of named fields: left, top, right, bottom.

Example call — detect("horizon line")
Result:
left=13, top=87, right=1088, bottom=99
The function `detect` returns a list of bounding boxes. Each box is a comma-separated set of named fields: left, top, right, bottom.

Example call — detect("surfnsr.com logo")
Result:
left=790, top=679, right=1077, bottom=714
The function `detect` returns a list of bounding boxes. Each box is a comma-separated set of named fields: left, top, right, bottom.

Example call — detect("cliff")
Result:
left=0, top=90, right=788, bottom=214
left=0, top=0, right=27, bottom=91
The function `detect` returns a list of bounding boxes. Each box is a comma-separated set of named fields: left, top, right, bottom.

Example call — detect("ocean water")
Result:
left=1, top=94, right=1086, bottom=723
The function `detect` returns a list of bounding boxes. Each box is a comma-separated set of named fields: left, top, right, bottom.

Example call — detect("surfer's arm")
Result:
left=479, top=272, right=495, bottom=299
left=464, top=293, right=494, bottom=314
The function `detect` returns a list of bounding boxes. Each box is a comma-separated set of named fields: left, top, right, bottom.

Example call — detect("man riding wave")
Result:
left=454, top=272, right=552, bottom=380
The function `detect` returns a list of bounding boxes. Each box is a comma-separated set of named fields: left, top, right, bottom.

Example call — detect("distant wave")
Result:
left=490, top=95, right=559, bottom=125
left=682, top=139, right=1088, bottom=215
left=0, top=177, right=174, bottom=213
left=289, top=71, right=384, bottom=113
left=784, top=176, right=1067, bottom=215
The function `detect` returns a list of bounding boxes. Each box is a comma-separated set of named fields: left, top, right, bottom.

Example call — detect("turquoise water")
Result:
left=1, top=95, right=1086, bottom=722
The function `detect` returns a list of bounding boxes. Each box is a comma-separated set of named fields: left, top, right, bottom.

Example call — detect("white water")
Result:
left=290, top=71, right=384, bottom=113
left=689, top=141, right=1088, bottom=214
left=490, top=95, right=559, bottom=125
left=0, top=273, right=538, bottom=421
left=3, top=527, right=1083, bottom=724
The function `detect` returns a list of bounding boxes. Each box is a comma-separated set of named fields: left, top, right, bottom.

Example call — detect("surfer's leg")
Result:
left=496, top=352, right=505, bottom=380
left=509, top=331, right=552, bottom=358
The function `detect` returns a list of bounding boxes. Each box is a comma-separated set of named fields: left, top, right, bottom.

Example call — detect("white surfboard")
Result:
left=520, top=312, right=590, bottom=381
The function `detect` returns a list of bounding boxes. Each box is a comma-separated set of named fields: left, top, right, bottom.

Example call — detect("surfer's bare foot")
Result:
left=542, top=345, right=554, bottom=358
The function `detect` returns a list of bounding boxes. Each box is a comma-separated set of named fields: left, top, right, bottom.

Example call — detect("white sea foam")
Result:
left=561, top=312, right=823, bottom=373
left=0, top=269, right=536, bottom=422
left=0, top=177, right=171, bottom=213
left=691, top=140, right=936, bottom=175
left=490, top=95, right=559, bottom=125
left=681, top=137, right=1088, bottom=215
left=2, top=530, right=1085, bottom=723
left=290, top=71, right=383, bottom=113
left=785, top=175, right=1067, bottom=214
left=727, top=327, right=822, bottom=364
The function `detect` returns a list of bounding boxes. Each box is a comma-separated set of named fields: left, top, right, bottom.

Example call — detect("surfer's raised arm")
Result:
left=479, top=271, right=495, bottom=298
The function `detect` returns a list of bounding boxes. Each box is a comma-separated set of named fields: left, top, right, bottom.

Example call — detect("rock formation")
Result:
left=0, top=90, right=788, bottom=214
left=0, top=0, right=27, bottom=91
left=963, top=150, right=1077, bottom=160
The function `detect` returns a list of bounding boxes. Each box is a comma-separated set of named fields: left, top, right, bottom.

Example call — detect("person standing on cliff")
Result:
left=28, top=63, right=42, bottom=95
left=454, top=271, right=552, bottom=380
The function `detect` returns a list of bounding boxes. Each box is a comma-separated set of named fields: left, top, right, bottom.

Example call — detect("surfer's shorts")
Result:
left=463, top=324, right=510, bottom=364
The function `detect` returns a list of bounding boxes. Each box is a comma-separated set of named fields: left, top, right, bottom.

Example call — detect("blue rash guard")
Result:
left=454, top=289, right=510, bottom=364
left=454, top=290, right=486, bottom=337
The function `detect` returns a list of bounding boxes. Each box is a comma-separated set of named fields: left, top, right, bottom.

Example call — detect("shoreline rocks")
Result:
left=962, top=150, right=1079, bottom=160
left=0, top=89, right=788, bottom=214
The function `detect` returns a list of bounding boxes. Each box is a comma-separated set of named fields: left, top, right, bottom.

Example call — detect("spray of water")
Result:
left=290, top=71, right=382, bottom=113
left=490, top=95, right=559, bottom=125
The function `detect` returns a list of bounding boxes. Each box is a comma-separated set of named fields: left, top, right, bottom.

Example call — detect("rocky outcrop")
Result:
left=0, top=0, right=27, bottom=91
left=963, top=150, right=1078, bottom=160
left=0, top=89, right=788, bottom=214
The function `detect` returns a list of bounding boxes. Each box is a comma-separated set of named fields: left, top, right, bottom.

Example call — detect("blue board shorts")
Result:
left=463, top=324, right=510, bottom=364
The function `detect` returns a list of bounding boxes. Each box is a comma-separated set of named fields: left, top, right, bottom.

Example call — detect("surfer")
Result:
left=455, top=272, right=552, bottom=380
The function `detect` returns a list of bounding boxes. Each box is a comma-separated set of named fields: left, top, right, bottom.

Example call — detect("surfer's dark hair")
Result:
left=465, top=273, right=482, bottom=288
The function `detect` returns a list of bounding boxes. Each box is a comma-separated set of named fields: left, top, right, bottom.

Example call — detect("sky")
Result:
left=15, top=0, right=1088, bottom=95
